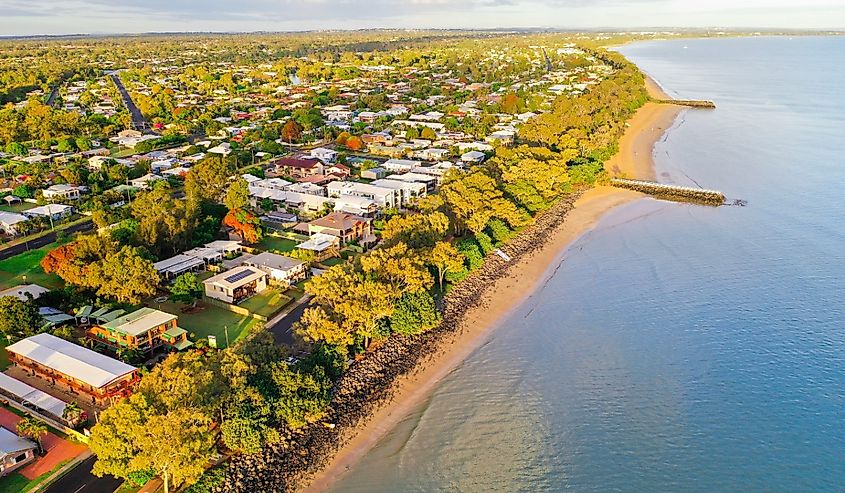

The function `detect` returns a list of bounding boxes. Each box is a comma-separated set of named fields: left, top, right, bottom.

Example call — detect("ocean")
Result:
left=328, top=36, right=845, bottom=492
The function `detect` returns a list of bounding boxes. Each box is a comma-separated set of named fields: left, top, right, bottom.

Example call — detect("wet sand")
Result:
left=301, top=77, right=684, bottom=493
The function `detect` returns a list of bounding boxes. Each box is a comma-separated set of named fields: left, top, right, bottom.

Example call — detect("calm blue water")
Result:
left=329, top=36, right=845, bottom=492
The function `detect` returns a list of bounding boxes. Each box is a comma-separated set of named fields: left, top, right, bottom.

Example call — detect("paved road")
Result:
left=109, top=72, right=155, bottom=134
left=43, top=455, right=123, bottom=493
left=0, top=219, right=94, bottom=261
left=266, top=296, right=311, bottom=346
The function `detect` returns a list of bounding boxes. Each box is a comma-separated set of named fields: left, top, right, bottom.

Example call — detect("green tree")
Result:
left=170, top=272, right=203, bottom=305
left=389, top=291, right=440, bottom=335
left=224, top=177, right=250, bottom=211
left=16, top=417, right=48, bottom=454
left=428, top=241, right=465, bottom=291
left=0, top=296, right=43, bottom=340
left=420, top=127, right=437, bottom=140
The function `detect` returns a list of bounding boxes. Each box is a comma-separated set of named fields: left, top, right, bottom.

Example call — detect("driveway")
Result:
left=0, top=407, right=86, bottom=480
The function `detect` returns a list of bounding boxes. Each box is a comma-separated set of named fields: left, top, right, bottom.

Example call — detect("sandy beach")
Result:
left=300, top=78, right=684, bottom=493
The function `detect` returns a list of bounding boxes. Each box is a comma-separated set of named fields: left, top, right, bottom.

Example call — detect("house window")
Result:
left=14, top=453, right=27, bottom=463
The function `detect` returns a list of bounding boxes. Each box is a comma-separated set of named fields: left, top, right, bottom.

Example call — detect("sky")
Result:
left=1, top=0, right=844, bottom=36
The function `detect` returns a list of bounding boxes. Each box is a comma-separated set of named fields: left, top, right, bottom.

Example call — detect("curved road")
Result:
left=0, top=219, right=94, bottom=262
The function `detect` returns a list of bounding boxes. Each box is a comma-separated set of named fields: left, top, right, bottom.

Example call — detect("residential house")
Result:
left=296, top=232, right=341, bottom=260
left=370, top=178, right=427, bottom=205
left=23, top=204, right=73, bottom=222
left=461, top=150, right=487, bottom=164
left=0, top=212, right=28, bottom=236
left=88, top=308, right=191, bottom=354
left=308, top=211, right=373, bottom=246
left=129, top=173, right=165, bottom=190
left=274, top=157, right=324, bottom=179
left=415, top=148, right=450, bottom=161
left=326, top=181, right=400, bottom=209
left=0, top=428, right=37, bottom=477
left=383, top=158, right=421, bottom=173
left=243, top=252, right=307, bottom=286
left=360, top=167, right=387, bottom=180
left=203, top=265, right=269, bottom=304
left=310, top=147, right=338, bottom=163
left=42, top=184, right=83, bottom=201
left=6, top=333, right=139, bottom=405
left=0, top=284, right=49, bottom=301
left=333, top=195, right=379, bottom=217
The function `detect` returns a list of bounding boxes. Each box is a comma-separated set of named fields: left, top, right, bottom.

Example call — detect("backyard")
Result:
left=239, top=288, right=293, bottom=319
left=152, top=300, right=258, bottom=349
left=256, top=235, right=299, bottom=253
left=0, top=241, right=64, bottom=290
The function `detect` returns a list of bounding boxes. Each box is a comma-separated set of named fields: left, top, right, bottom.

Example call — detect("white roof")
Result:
left=25, top=204, right=72, bottom=216
left=0, top=211, right=27, bottom=227
left=0, top=284, right=49, bottom=301
left=205, top=240, right=242, bottom=253
left=153, top=254, right=204, bottom=275
left=204, top=265, right=267, bottom=290
left=297, top=232, right=339, bottom=252
left=0, top=427, right=36, bottom=456
left=0, top=372, right=66, bottom=418
left=245, top=251, right=305, bottom=272
left=6, top=333, right=136, bottom=389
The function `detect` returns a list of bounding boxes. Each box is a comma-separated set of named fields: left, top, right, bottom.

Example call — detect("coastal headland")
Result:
left=220, top=75, right=686, bottom=493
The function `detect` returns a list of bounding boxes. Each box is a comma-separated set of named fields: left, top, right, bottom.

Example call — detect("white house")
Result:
left=42, top=184, right=83, bottom=201
left=203, top=266, right=269, bottom=304
left=0, top=428, right=37, bottom=477
left=310, top=147, right=339, bottom=163
left=415, top=148, right=450, bottom=161
left=0, top=212, right=28, bottom=235
left=383, top=158, right=421, bottom=173
left=461, top=150, right=487, bottom=164
left=370, top=179, right=427, bottom=206
left=326, top=181, right=400, bottom=210
left=130, top=173, right=165, bottom=190
left=242, top=252, right=307, bottom=286
left=207, top=142, right=232, bottom=156
left=24, top=204, right=73, bottom=221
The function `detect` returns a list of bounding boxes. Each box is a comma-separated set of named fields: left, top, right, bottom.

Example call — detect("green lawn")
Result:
left=256, top=236, right=298, bottom=253
left=0, top=241, right=64, bottom=290
left=153, top=300, right=257, bottom=349
left=0, top=459, right=71, bottom=493
left=240, top=288, right=292, bottom=318
left=319, top=257, right=345, bottom=267
left=0, top=202, right=35, bottom=213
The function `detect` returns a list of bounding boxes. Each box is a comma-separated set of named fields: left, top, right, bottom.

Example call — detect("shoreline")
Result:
left=217, top=73, right=685, bottom=493
left=296, top=77, right=685, bottom=492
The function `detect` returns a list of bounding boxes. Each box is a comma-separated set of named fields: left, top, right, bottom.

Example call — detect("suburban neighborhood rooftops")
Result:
left=275, top=157, right=321, bottom=168
left=309, top=211, right=369, bottom=231
left=101, top=307, right=177, bottom=337
left=297, top=233, right=339, bottom=252
left=6, top=333, right=137, bottom=389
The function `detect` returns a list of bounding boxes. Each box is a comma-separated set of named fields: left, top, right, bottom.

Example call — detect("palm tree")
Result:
left=17, top=417, right=48, bottom=455
left=62, top=401, right=85, bottom=427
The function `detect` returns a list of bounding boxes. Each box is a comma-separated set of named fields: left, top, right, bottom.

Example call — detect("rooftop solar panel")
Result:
left=225, top=268, right=256, bottom=284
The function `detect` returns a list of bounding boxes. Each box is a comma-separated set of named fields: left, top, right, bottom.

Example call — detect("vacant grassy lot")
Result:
left=154, top=300, right=257, bottom=348
left=0, top=202, right=36, bottom=214
left=240, top=288, right=292, bottom=318
left=0, top=242, right=64, bottom=290
left=256, top=236, right=299, bottom=253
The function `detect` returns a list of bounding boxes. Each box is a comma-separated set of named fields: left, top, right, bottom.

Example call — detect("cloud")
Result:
left=0, top=0, right=842, bottom=35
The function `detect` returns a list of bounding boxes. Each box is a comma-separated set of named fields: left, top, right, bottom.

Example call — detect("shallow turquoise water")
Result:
left=329, top=36, right=845, bottom=492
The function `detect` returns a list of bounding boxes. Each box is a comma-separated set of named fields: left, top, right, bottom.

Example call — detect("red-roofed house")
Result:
left=274, top=157, right=324, bottom=179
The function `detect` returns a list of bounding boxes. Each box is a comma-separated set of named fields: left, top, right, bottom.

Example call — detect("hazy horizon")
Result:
left=1, top=0, right=844, bottom=37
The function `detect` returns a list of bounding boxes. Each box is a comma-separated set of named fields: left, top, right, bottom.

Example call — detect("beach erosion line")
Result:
left=216, top=75, right=685, bottom=493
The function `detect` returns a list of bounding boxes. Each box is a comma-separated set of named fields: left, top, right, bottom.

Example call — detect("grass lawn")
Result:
left=319, top=257, right=346, bottom=267
left=0, top=241, right=65, bottom=290
left=256, top=236, right=298, bottom=253
left=154, top=300, right=257, bottom=349
left=0, top=202, right=35, bottom=214
left=240, top=288, right=292, bottom=318
left=0, top=459, right=71, bottom=493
